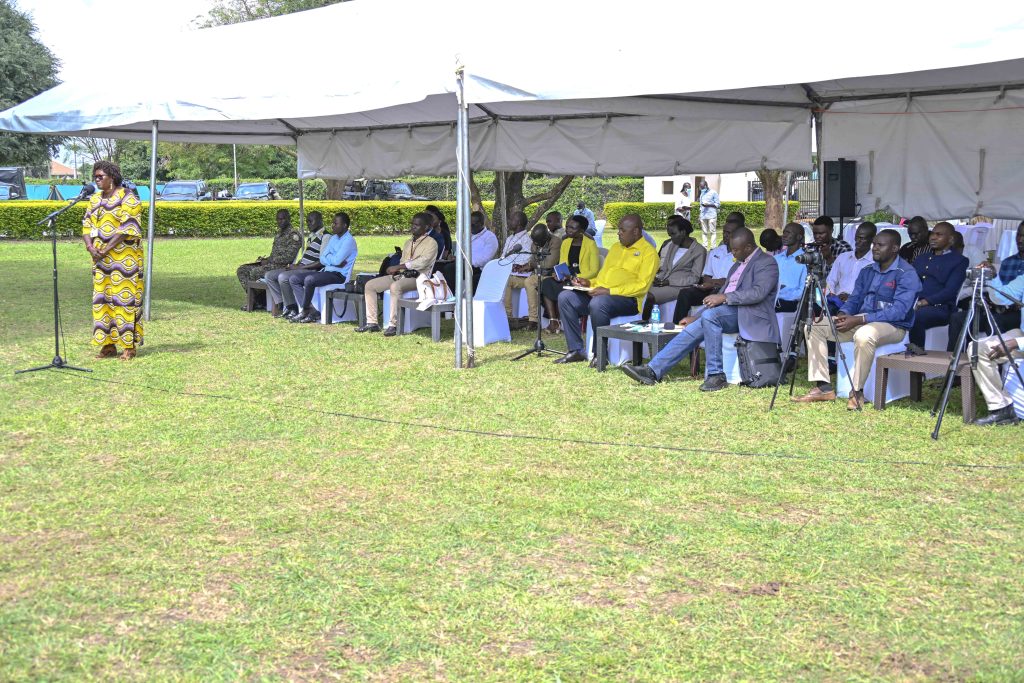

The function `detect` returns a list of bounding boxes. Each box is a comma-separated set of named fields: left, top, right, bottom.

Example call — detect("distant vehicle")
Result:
left=232, top=182, right=281, bottom=200
left=0, top=167, right=26, bottom=200
left=342, top=179, right=428, bottom=201
left=158, top=180, right=209, bottom=201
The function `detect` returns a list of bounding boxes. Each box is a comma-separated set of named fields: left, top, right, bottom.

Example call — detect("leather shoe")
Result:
left=553, top=351, right=586, bottom=364
left=847, top=390, right=865, bottom=411
left=383, top=326, right=398, bottom=337
left=972, top=405, right=1020, bottom=427
left=282, top=308, right=300, bottom=320
left=620, top=363, right=658, bottom=386
left=699, top=373, right=729, bottom=392
left=792, top=387, right=837, bottom=403
left=298, top=313, right=319, bottom=323
left=355, top=324, right=381, bottom=333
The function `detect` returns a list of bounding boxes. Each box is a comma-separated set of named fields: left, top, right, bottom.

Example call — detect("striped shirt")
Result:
left=297, top=229, right=327, bottom=266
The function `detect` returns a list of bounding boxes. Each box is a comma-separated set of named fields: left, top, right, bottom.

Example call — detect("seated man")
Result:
left=948, top=220, right=1024, bottom=351
left=899, top=215, right=932, bottom=263
left=809, top=215, right=852, bottom=271
left=265, top=211, right=327, bottom=319
left=759, top=228, right=783, bottom=255
left=774, top=222, right=808, bottom=312
left=441, top=211, right=498, bottom=293
left=504, top=223, right=562, bottom=331
left=793, top=229, right=922, bottom=410
left=554, top=213, right=659, bottom=364
left=358, top=212, right=439, bottom=336
left=546, top=211, right=564, bottom=239
left=825, top=221, right=876, bottom=313
left=235, top=208, right=302, bottom=307
left=907, top=221, right=968, bottom=352
left=290, top=212, right=358, bottom=323
left=967, top=272, right=1024, bottom=426
left=620, top=227, right=780, bottom=391
left=641, top=216, right=707, bottom=319
left=669, top=215, right=741, bottom=322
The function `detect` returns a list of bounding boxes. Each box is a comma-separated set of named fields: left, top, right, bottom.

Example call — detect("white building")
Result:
left=643, top=172, right=761, bottom=203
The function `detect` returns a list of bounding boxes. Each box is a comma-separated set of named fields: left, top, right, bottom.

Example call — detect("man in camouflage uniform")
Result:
left=236, top=209, right=303, bottom=302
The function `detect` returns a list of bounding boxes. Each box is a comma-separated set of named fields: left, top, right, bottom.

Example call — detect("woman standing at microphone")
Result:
left=81, top=160, right=144, bottom=360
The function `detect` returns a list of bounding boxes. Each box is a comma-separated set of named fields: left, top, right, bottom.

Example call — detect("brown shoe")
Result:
left=847, top=391, right=865, bottom=411
left=792, top=387, right=837, bottom=403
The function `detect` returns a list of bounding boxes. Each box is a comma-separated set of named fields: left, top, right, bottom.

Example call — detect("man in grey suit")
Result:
left=621, top=227, right=780, bottom=391
left=642, top=216, right=707, bottom=320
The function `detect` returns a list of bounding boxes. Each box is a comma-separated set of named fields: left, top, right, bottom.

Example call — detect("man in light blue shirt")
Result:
left=698, top=179, right=720, bottom=249
left=774, top=222, right=808, bottom=312
left=292, top=211, right=358, bottom=323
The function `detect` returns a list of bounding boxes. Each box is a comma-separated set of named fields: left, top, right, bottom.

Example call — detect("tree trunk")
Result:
left=488, top=171, right=574, bottom=246
left=325, top=178, right=347, bottom=200
left=756, top=169, right=788, bottom=231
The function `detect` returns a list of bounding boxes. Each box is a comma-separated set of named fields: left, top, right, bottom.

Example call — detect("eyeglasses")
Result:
left=94, top=174, right=107, bottom=180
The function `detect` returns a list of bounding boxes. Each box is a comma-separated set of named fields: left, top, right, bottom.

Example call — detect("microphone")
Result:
left=77, top=183, right=96, bottom=199
left=505, top=244, right=524, bottom=256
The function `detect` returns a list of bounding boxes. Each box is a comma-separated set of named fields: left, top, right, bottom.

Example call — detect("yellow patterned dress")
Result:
left=81, top=188, right=145, bottom=349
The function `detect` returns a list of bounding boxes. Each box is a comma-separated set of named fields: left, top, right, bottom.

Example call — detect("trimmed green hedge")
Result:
left=604, top=201, right=800, bottom=230
left=0, top=200, right=497, bottom=240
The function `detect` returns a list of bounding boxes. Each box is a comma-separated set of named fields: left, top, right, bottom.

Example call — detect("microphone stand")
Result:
left=511, top=245, right=562, bottom=360
left=15, top=191, right=94, bottom=375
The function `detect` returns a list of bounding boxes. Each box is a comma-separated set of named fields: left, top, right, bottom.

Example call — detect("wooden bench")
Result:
left=874, top=351, right=977, bottom=423
left=396, top=299, right=455, bottom=342
left=244, top=280, right=268, bottom=312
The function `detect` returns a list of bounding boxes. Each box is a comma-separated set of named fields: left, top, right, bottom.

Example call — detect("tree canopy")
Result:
left=0, top=0, right=61, bottom=168
left=199, top=0, right=349, bottom=26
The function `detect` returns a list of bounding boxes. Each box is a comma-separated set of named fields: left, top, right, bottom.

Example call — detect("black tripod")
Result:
left=512, top=246, right=562, bottom=361
left=15, top=192, right=93, bottom=376
left=931, top=268, right=1024, bottom=439
left=769, top=267, right=855, bottom=410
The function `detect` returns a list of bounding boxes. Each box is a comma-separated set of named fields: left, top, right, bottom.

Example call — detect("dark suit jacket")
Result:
left=656, top=240, right=707, bottom=288
left=723, top=248, right=781, bottom=345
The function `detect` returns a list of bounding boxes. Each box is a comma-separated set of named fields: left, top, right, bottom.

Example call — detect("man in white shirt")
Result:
left=441, top=210, right=498, bottom=293
left=967, top=270, right=1024, bottom=426
left=501, top=211, right=538, bottom=323
left=825, top=221, right=876, bottom=313
left=573, top=201, right=597, bottom=238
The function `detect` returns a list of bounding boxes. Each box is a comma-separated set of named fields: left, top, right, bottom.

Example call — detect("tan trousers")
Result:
left=503, top=274, right=540, bottom=322
left=969, top=329, right=1023, bottom=410
left=364, top=275, right=417, bottom=327
left=806, top=319, right=906, bottom=391
left=699, top=218, right=717, bottom=249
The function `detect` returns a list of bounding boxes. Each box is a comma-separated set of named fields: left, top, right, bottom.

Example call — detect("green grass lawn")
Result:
left=1, top=235, right=1022, bottom=681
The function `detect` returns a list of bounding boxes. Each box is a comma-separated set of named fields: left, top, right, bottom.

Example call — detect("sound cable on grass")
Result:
left=44, top=370, right=1024, bottom=472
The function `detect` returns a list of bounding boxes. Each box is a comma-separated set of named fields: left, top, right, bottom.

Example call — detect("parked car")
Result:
left=0, top=183, right=22, bottom=200
left=342, top=179, right=428, bottom=201
left=158, top=180, right=209, bottom=201
left=232, top=182, right=281, bottom=200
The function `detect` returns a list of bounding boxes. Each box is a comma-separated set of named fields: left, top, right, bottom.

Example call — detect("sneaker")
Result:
left=699, top=373, right=729, bottom=392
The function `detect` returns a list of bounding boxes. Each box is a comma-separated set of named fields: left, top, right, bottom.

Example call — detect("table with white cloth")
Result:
left=997, top=229, right=1018, bottom=263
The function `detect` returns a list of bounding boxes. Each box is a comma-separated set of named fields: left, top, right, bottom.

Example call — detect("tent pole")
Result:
left=453, top=68, right=466, bottom=368
left=143, top=120, right=158, bottom=321
left=458, top=70, right=475, bottom=368
left=814, top=110, right=825, bottom=217
left=296, top=140, right=305, bottom=243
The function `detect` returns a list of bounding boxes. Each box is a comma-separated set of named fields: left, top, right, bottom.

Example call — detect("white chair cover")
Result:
left=471, top=259, right=514, bottom=346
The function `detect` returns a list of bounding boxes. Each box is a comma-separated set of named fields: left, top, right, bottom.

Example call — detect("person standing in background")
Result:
left=698, top=179, right=720, bottom=249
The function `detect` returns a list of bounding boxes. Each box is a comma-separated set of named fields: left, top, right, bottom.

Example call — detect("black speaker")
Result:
left=823, top=159, right=856, bottom=217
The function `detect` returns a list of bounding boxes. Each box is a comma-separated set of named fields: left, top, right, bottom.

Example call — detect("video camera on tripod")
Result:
left=794, top=247, right=827, bottom=273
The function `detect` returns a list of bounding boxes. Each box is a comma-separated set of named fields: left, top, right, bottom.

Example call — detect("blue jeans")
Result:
left=648, top=305, right=739, bottom=379
left=557, top=290, right=639, bottom=354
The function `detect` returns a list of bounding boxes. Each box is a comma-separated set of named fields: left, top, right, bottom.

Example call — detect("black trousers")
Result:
left=441, top=262, right=482, bottom=294
left=672, top=286, right=712, bottom=323
left=294, top=271, right=346, bottom=309
left=946, top=306, right=1022, bottom=352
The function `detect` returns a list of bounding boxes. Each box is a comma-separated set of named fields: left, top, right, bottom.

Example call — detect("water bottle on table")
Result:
left=650, top=304, right=661, bottom=333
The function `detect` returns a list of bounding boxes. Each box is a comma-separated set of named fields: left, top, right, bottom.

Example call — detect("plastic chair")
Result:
left=469, top=259, right=514, bottom=346
left=584, top=295, right=647, bottom=366
left=1004, top=359, right=1024, bottom=419
left=836, top=337, right=910, bottom=402
left=383, top=288, right=429, bottom=333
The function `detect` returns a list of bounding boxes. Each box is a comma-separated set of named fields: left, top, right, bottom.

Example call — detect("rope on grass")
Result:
left=52, top=370, right=1024, bottom=471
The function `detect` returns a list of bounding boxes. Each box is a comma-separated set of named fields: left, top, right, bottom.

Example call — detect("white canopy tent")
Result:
left=2, top=0, right=1023, bottom=365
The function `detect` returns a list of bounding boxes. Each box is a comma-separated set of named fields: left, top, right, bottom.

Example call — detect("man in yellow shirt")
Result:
left=554, top=214, right=659, bottom=364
